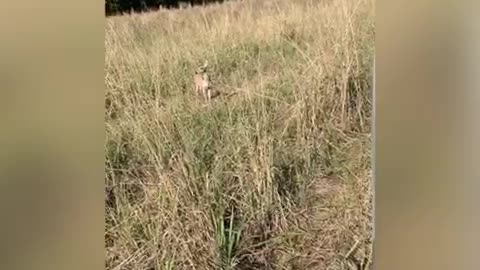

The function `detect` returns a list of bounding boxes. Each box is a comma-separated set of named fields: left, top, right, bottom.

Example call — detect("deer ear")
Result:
left=203, top=60, right=209, bottom=68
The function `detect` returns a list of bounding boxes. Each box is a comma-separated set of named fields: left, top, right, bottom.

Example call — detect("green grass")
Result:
left=105, top=0, right=374, bottom=269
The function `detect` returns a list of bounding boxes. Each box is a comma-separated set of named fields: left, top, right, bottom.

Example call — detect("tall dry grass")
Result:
left=105, top=0, right=374, bottom=269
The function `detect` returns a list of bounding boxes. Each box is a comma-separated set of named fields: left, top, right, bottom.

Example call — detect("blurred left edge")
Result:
left=0, top=1, right=105, bottom=270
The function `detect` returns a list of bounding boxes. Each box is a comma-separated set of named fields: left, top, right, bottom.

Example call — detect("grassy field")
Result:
left=105, top=0, right=374, bottom=269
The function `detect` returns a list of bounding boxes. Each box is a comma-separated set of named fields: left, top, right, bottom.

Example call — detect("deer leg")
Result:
left=202, top=87, right=207, bottom=101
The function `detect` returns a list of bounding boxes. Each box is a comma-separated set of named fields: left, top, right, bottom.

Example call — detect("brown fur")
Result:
left=193, top=61, right=211, bottom=102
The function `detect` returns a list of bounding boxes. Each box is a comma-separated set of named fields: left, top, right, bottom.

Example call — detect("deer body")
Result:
left=193, top=60, right=212, bottom=102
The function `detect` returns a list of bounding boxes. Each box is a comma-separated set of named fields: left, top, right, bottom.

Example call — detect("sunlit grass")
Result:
left=105, top=0, right=374, bottom=269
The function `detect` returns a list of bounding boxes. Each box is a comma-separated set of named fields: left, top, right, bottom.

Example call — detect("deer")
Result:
left=193, top=60, right=212, bottom=102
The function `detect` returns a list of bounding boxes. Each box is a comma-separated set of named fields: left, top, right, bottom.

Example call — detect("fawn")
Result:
left=193, top=60, right=212, bottom=102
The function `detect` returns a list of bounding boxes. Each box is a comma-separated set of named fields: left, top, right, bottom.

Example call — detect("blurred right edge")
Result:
left=375, top=1, right=480, bottom=270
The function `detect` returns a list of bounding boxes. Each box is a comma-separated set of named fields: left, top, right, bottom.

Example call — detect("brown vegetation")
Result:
left=105, top=0, right=374, bottom=269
